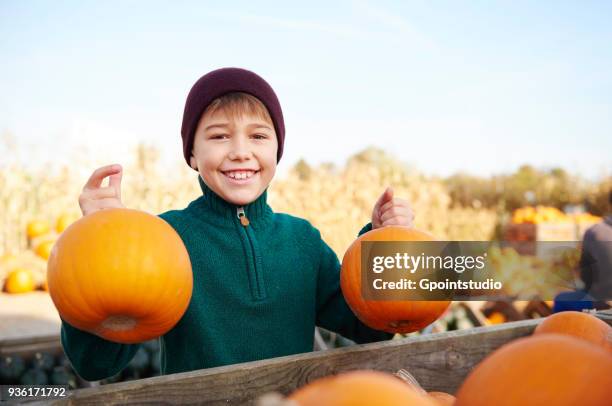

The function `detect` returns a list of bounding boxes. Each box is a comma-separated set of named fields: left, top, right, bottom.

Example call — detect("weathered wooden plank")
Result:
left=26, top=309, right=612, bottom=405
left=44, top=310, right=612, bottom=405
left=47, top=319, right=533, bottom=405
left=0, top=333, right=61, bottom=357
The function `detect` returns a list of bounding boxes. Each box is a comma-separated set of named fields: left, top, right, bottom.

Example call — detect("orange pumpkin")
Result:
left=288, top=370, right=438, bottom=406
left=34, top=240, right=56, bottom=260
left=26, top=220, right=50, bottom=239
left=55, top=213, right=79, bottom=234
left=486, top=311, right=506, bottom=325
left=455, top=334, right=612, bottom=406
left=47, top=208, right=193, bottom=344
left=341, top=226, right=450, bottom=334
left=534, top=311, right=612, bottom=352
left=428, top=391, right=456, bottom=405
left=4, top=268, right=37, bottom=294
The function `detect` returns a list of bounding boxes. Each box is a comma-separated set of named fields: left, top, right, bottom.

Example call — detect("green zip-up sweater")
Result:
left=61, top=177, right=391, bottom=381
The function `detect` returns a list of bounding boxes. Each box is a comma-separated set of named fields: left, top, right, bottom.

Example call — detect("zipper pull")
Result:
left=237, top=207, right=250, bottom=226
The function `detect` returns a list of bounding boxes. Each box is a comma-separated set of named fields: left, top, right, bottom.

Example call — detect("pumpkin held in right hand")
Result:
left=341, top=226, right=450, bottom=334
left=47, top=208, right=193, bottom=344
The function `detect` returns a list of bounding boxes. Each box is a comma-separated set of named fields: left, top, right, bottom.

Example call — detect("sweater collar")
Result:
left=195, top=175, right=271, bottom=223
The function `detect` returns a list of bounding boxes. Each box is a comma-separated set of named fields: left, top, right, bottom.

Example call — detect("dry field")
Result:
left=0, top=146, right=498, bottom=264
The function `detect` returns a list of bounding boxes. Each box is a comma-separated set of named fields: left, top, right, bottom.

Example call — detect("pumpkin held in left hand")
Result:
left=47, top=208, right=193, bottom=344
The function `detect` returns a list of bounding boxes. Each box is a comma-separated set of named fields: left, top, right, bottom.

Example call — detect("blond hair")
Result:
left=203, top=92, right=273, bottom=125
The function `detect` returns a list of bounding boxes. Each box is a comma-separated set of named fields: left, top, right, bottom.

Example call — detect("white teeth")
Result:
left=225, top=170, right=255, bottom=180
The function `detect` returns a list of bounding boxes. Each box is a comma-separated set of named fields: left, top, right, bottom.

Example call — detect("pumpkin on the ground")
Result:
left=3, top=268, right=37, bottom=294
left=455, top=334, right=612, bottom=406
left=486, top=311, right=506, bottom=325
left=26, top=220, right=51, bottom=240
left=47, top=208, right=193, bottom=344
left=341, top=226, right=450, bottom=334
left=288, top=370, right=438, bottom=406
left=55, top=213, right=78, bottom=233
left=34, top=239, right=56, bottom=260
left=534, top=311, right=611, bottom=352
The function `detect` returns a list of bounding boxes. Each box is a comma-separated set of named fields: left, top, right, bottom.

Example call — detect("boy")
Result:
left=66, top=68, right=415, bottom=380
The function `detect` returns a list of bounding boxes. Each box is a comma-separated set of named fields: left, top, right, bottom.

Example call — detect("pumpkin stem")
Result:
left=101, top=315, right=137, bottom=331
left=394, top=369, right=427, bottom=395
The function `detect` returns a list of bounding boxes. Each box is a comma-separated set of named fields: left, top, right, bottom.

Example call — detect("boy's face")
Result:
left=190, top=109, right=278, bottom=206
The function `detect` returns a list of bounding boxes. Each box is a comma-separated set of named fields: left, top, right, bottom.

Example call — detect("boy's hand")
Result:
left=371, top=187, right=415, bottom=229
left=78, top=164, right=125, bottom=216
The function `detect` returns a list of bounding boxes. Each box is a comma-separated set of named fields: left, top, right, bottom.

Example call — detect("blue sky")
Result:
left=1, top=1, right=610, bottom=179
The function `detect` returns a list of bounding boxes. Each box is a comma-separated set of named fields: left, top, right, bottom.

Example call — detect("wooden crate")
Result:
left=31, top=310, right=611, bottom=406
left=504, top=223, right=577, bottom=243
left=535, top=223, right=577, bottom=241
left=505, top=221, right=600, bottom=244
left=503, top=222, right=579, bottom=259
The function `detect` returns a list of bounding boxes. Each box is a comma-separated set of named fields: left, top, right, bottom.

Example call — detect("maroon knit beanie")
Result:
left=181, top=67, right=285, bottom=168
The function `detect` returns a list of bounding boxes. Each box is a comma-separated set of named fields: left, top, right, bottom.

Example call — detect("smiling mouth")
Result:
left=221, top=170, right=260, bottom=180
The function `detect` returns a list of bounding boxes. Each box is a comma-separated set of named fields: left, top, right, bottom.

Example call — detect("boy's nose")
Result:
left=228, top=138, right=252, bottom=160
left=229, top=150, right=252, bottom=160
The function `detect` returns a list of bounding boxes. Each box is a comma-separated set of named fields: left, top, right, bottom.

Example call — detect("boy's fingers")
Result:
left=83, top=164, right=122, bottom=191
left=378, top=198, right=410, bottom=216
left=380, top=206, right=413, bottom=223
left=108, top=171, right=123, bottom=200
left=85, top=186, right=120, bottom=200
left=374, top=187, right=394, bottom=213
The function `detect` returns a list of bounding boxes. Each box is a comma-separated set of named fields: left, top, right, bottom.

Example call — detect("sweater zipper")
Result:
left=236, top=206, right=266, bottom=300
left=237, top=207, right=250, bottom=226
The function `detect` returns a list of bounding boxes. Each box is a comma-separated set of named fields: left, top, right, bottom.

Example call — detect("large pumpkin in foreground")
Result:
left=288, top=370, right=438, bottom=406
left=47, top=208, right=193, bottom=343
left=455, top=334, right=612, bottom=406
left=341, top=226, right=450, bottom=334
